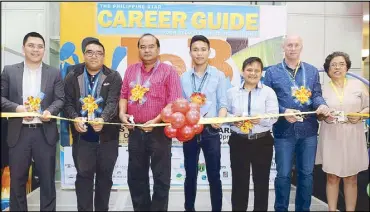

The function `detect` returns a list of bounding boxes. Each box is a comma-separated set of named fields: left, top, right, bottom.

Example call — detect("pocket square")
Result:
left=103, top=83, right=110, bottom=86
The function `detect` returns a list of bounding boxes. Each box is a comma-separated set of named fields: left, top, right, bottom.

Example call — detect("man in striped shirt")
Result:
left=119, top=33, right=182, bottom=211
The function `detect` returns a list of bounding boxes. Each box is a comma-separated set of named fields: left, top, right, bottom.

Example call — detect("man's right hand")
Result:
left=120, top=113, right=134, bottom=129
left=16, top=105, right=34, bottom=121
left=74, top=117, right=87, bottom=133
left=284, top=108, right=300, bottom=123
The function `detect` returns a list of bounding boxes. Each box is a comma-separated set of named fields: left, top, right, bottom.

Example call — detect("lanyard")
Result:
left=84, top=67, right=101, bottom=98
left=330, top=78, right=347, bottom=104
left=248, top=91, right=252, bottom=116
left=192, top=72, right=208, bottom=93
left=281, top=60, right=306, bottom=88
left=240, top=82, right=257, bottom=116
left=137, top=60, right=160, bottom=88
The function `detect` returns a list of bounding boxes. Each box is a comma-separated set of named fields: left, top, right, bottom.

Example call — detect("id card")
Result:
left=330, top=110, right=346, bottom=123
left=336, top=111, right=346, bottom=123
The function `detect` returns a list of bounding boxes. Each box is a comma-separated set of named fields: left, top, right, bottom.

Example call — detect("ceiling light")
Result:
left=362, top=49, right=369, bottom=58
left=364, top=15, right=369, bottom=22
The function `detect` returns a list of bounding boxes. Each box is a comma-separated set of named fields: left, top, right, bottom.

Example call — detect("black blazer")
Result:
left=1, top=62, right=65, bottom=147
left=63, top=63, right=122, bottom=142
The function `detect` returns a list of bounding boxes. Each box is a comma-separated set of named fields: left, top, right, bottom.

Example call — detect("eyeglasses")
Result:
left=330, top=63, right=346, bottom=68
left=84, top=50, right=104, bottom=58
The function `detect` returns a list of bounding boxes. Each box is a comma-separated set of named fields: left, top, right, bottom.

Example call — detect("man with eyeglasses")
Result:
left=1, top=32, right=64, bottom=211
left=264, top=35, right=331, bottom=211
left=119, top=33, right=182, bottom=211
left=64, top=40, right=122, bottom=211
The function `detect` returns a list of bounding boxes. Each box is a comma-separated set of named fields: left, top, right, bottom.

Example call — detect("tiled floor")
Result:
left=23, top=182, right=329, bottom=211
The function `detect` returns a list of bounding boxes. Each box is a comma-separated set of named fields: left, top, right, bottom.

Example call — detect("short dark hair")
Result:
left=84, top=40, right=105, bottom=53
left=242, top=57, right=264, bottom=71
left=23, top=32, right=45, bottom=46
left=82, top=37, right=99, bottom=53
left=190, top=35, right=210, bottom=49
left=137, top=33, right=160, bottom=48
left=323, top=51, right=351, bottom=74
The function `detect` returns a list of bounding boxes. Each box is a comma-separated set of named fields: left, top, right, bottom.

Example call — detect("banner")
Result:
left=60, top=2, right=287, bottom=189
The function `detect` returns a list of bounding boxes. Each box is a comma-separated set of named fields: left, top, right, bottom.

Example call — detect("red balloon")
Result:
left=170, top=112, right=186, bottom=129
left=164, top=125, right=177, bottom=138
left=176, top=125, right=195, bottom=142
left=176, top=131, right=187, bottom=142
left=192, top=124, right=204, bottom=134
left=185, top=109, right=200, bottom=125
left=161, top=106, right=173, bottom=123
left=189, top=102, right=201, bottom=112
left=178, top=125, right=195, bottom=141
left=172, top=98, right=190, bottom=114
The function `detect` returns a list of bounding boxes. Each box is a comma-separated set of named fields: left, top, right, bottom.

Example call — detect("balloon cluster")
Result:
left=161, top=98, right=204, bottom=142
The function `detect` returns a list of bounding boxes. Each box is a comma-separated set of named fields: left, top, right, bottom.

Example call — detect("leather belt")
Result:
left=231, top=131, right=270, bottom=140
left=23, top=123, right=43, bottom=128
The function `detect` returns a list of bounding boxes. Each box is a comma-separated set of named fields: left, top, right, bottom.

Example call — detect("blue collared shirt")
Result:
left=227, top=81, right=279, bottom=134
left=181, top=65, right=228, bottom=118
left=263, top=60, right=327, bottom=139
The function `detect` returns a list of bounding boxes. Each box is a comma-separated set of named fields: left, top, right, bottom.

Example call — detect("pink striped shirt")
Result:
left=120, top=62, right=182, bottom=123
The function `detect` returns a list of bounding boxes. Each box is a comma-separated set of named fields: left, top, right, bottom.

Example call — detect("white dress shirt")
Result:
left=227, top=81, right=279, bottom=134
left=22, top=62, right=43, bottom=124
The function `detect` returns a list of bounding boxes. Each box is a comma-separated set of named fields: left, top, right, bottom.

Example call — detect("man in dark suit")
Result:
left=64, top=39, right=122, bottom=211
left=1, top=32, right=64, bottom=211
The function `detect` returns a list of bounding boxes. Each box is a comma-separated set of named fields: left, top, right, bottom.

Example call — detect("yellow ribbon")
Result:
left=1, top=111, right=369, bottom=127
left=81, top=95, right=99, bottom=116
left=25, top=96, right=42, bottom=112
left=130, top=84, right=149, bottom=103
left=329, top=79, right=347, bottom=104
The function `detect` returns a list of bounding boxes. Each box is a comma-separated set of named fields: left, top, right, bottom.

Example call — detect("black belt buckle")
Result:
left=24, top=123, right=42, bottom=128
left=248, top=132, right=267, bottom=140
left=248, top=133, right=256, bottom=140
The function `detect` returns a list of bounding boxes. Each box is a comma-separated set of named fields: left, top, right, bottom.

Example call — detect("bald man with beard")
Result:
left=264, top=35, right=331, bottom=211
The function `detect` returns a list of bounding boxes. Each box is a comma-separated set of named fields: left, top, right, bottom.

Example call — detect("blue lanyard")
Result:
left=84, top=67, right=101, bottom=98
left=192, top=72, right=208, bottom=93
left=281, top=61, right=306, bottom=87
left=248, top=91, right=251, bottom=116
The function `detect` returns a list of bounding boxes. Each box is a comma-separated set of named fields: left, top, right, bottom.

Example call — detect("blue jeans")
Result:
left=274, top=135, right=318, bottom=211
left=183, top=125, right=222, bottom=211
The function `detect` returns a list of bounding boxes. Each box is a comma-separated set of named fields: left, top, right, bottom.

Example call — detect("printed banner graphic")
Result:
left=60, top=2, right=287, bottom=189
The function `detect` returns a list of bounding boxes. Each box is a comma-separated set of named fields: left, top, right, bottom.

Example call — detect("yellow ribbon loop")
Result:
left=81, top=95, right=99, bottom=116
left=292, top=86, right=312, bottom=104
left=130, top=84, right=149, bottom=103
left=25, top=96, right=42, bottom=112
left=240, top=120, right=253, bottom=134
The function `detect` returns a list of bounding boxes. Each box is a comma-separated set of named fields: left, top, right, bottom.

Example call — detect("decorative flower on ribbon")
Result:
left=292, top=86, right=312, bottom=105
left=80, top=95, right=103, bottom=120
left=24, top=96, right=42, bottom=112
left=190, top=92, right=206, bottom=106
left=240, top=120, right=254, bottom=134
left=130, top=84, right=149, bottom=104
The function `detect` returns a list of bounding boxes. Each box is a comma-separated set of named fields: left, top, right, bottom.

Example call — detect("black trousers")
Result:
left=127, top=127, right=172, bottom=211
left=72, top=138, right=119, bottom=211
left=228, top=132, right=274, bottom=211
left=9, top=126, right=56, bottom=211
